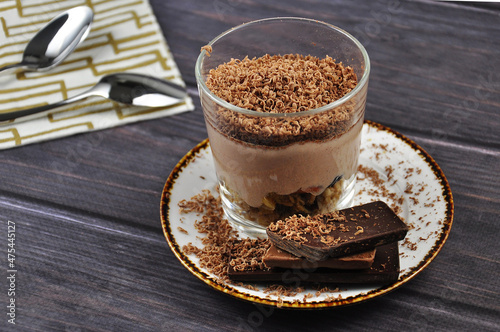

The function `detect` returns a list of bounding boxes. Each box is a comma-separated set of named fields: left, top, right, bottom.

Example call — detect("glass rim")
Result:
left=195, top=17, right=370, bottom=118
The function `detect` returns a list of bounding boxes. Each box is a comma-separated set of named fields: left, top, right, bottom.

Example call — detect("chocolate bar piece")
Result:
left=228, top=242, right=400, bottom=284
left=266, top=201, right=408, bottom=261
left=263, top=244, right=376, bottom=270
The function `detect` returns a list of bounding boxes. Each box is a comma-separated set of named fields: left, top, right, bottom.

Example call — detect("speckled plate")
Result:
left=160, top=121, right=453, bottom=308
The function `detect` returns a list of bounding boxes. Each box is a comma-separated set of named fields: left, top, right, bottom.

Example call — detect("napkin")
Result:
left=0, top=0, right=194, bottom=149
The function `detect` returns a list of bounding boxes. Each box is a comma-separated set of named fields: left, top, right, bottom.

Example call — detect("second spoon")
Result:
left=0, top=73, right=188, bottom=121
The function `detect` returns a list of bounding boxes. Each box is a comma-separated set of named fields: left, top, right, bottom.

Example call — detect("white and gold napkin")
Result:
left=0, top=0, right=194, bottom=149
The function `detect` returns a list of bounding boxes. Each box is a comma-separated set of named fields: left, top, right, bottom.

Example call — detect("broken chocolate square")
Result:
left=266, top=201, right=408, bottom=261
left=228, top=242, right=400, bottom=284
left=263, top=244, right=375, bottom=270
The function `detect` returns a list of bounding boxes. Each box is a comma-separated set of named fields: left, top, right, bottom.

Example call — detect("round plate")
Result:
left=160, top=121, right=454, bottom=308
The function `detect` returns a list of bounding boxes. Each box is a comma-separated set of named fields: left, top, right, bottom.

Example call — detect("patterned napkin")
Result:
left=0, top=0, right=194, bottom=149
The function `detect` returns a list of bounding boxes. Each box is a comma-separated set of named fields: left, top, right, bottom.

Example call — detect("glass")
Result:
left=195, top=17, right=370, bottom=237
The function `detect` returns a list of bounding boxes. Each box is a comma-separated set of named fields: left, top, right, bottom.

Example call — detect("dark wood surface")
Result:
left=1, top=0, right=499, bottom=331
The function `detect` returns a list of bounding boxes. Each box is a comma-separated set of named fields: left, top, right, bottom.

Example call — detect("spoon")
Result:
left=0, top=73, right=188, bottom=121
left=0, top=6, right=93, bottom=73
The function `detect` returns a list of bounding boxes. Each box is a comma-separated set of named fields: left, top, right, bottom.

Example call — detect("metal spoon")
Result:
left=0, top=73, right=188, bottom=121
left=0, top=6, right=93, bottom=73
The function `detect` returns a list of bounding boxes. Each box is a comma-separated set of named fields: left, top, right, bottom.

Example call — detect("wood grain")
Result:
left=0, top=0, right=499, bottom=331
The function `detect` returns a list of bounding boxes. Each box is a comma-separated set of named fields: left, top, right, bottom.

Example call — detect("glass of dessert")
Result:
left=195, top=17, right=370, bottom=236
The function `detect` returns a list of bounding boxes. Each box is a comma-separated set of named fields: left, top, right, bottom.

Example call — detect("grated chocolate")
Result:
left=205, top=54, right=359, bottom=146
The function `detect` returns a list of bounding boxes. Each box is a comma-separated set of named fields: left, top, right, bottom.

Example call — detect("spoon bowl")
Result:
left=0, top=6, right=93, bottom=73
left=96, top=73, right=188, bottom=107
left=0, top=73, right=188, bottom=121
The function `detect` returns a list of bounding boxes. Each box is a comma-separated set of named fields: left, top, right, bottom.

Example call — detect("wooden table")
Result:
left=1, top=1, right=499, bottom=330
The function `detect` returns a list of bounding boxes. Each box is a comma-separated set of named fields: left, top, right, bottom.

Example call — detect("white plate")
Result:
left=160, top=121, right=454, bottom=308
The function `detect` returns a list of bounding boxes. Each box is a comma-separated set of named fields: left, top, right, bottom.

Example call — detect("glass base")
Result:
left=219, top=173, right=357, bottom=238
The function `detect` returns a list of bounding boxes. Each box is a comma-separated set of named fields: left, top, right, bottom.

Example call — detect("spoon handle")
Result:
left=0, top=89, right=96, bottom=122
left=0, top=62, right=25, bottom=74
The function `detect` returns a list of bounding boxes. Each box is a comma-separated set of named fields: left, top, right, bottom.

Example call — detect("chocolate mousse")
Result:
left=205, top=53, right=363, bottom=226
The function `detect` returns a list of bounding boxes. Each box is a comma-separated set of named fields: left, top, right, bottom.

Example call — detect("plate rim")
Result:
left=160, top=120, right=454, bottom=308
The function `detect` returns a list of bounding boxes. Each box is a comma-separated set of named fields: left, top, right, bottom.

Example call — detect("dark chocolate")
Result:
left=263, top=244, right=375, bottom=270
left=266, top=201, right=408, bottom=261
left=228, top=242, right=400, bottom=284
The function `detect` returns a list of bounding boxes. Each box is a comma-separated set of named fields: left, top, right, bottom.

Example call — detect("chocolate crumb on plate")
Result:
left=229, top=238, right=271, bottom=272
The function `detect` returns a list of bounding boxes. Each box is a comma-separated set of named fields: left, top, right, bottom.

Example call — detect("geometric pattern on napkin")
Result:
left=0, top=0, right=194, bottom=149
